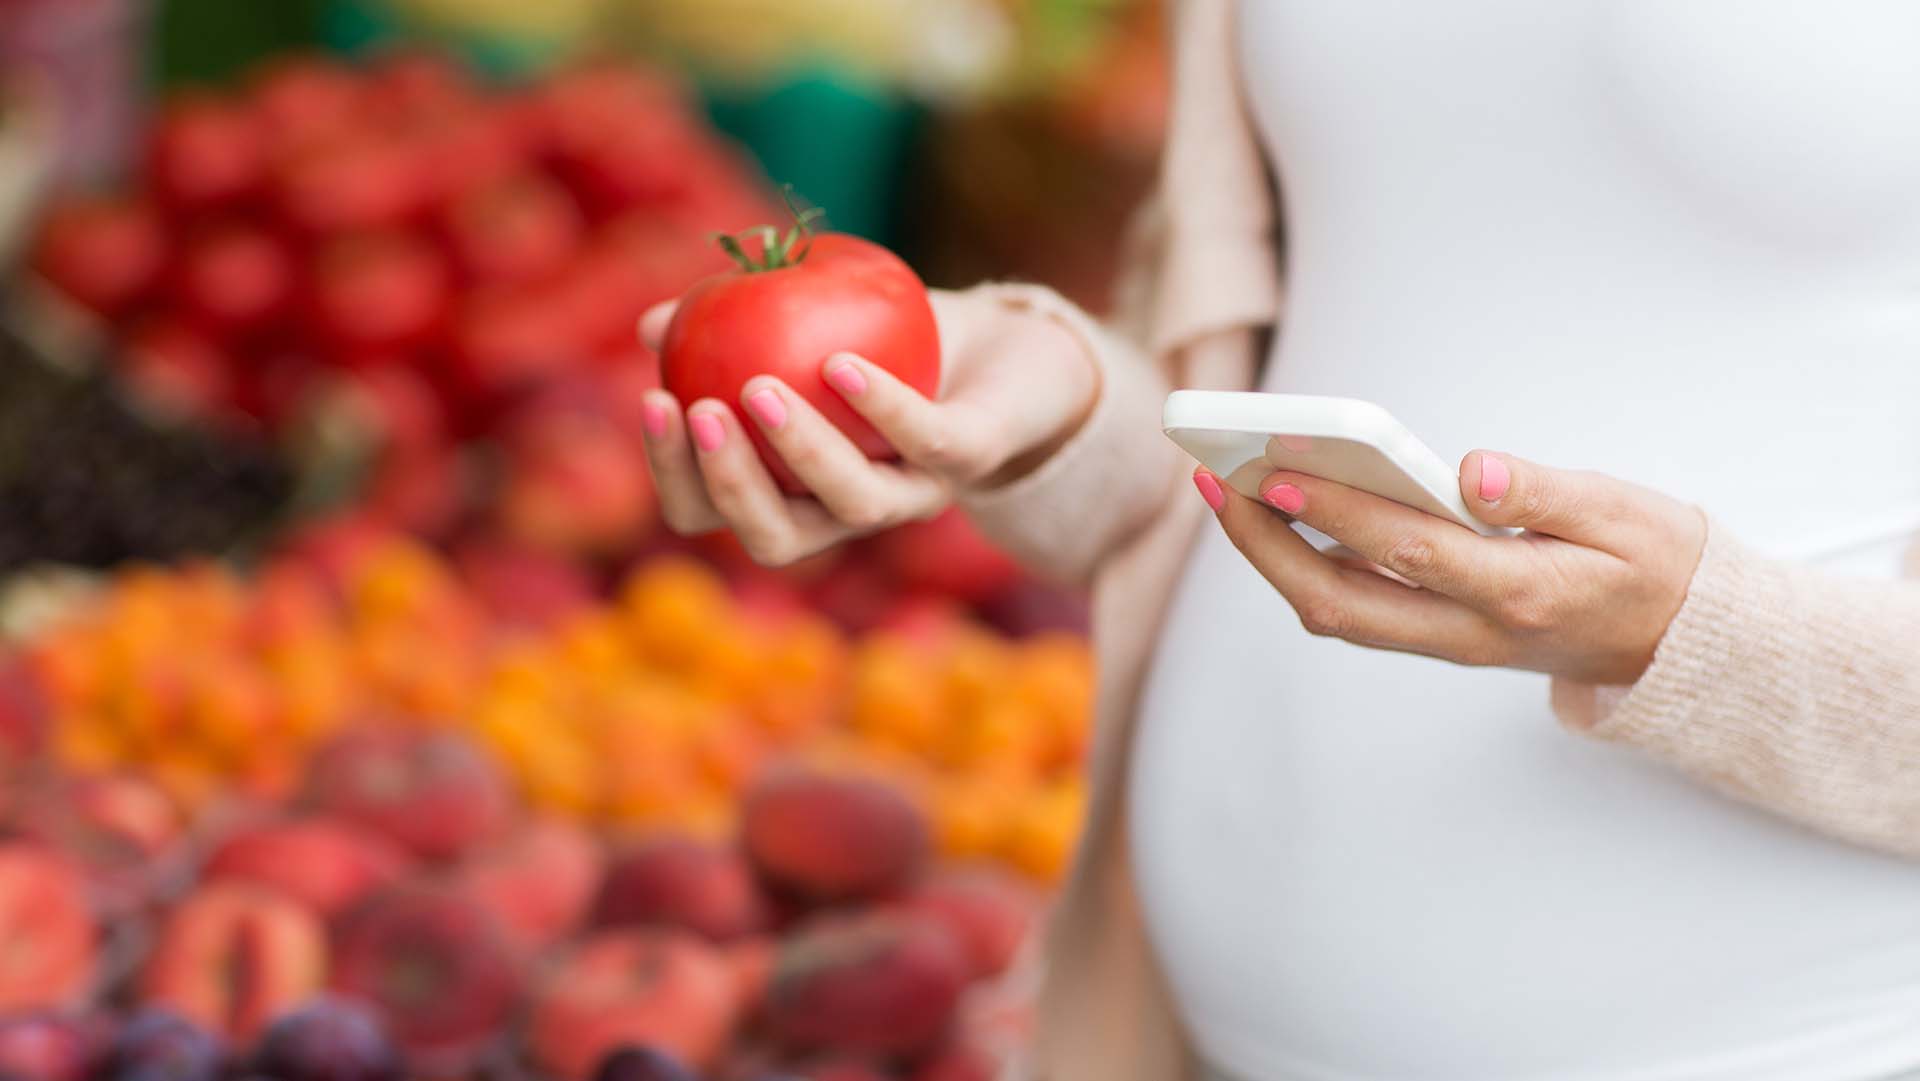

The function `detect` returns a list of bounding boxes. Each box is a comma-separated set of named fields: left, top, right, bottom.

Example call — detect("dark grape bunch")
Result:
left=0, top=328, right=294, bottom=572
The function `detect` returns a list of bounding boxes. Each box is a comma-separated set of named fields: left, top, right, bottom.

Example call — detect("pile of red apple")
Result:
left=0, top=725, right=1039, bottom=1081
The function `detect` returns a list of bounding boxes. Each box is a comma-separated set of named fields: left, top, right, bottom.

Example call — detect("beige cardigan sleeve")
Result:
left=955, top=285, right=1185, bottom=585
left=1556, top=525, right=1920, bottom=856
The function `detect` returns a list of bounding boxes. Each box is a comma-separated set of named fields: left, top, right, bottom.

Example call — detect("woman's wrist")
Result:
left=957, top=285, right=1104, bottom=491
left=982, top=312, right=1100, bottom=487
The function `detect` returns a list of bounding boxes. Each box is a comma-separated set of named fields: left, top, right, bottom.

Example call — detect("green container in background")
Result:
left=319, top=0, right=557, bottom=80
left=156, top=0, right=922, bottom=245
left=153, top=0, right=320, bottom=86
left=701, top=69, right=921, bottom=246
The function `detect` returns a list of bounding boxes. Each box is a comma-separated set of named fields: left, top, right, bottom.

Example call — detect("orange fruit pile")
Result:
left=22, top=539, right=1093, bottom=881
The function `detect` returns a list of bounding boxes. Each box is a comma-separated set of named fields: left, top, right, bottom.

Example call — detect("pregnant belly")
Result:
left=1130, top=529, right=1920, bottom=1080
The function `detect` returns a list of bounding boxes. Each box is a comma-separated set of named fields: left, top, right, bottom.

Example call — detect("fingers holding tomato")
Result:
left=735, top=376, right=949, bottom=531
left=639, top=379, right=948, bottom=566
left=679, top=398, right=806, bottom=561
left=658, top=218, right=941, bottom=493
left=634, top=389, right=722, bottom=537
left=677, top=396, right=874, bottom=565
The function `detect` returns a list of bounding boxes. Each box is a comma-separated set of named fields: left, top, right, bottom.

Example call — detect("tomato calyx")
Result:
left=713, top=189, right=825, bottom=274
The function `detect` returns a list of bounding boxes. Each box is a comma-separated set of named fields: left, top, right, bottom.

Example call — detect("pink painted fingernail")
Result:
left=641, top=400, right=669, bottom=439
left=1262, top=482, right=1305, bottom=514
left=1192, top=469, right=1225, bottom=512
left=825, top=359, right=867, bottom=397
left=1478, top=454, right=1510, bottom=502
left=689, top=411, right=725, bottom=453
left=746, top=388, right=787, bottom=429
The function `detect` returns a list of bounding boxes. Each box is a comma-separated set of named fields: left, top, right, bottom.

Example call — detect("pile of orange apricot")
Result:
left=16, top=538, right=1091, bottom=882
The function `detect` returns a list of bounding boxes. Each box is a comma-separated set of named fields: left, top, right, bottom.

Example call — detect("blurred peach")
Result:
left=0, top=844, right=98, bottom=1011
left=306, top=728, right=512, bottom=861
left=526, top=930, right=739, bottom=1080
left=203, top=817, right=409, bottom=919
left=139, top=883, right=327, bottom=1041
left=456, top=818, right=604, bottom=954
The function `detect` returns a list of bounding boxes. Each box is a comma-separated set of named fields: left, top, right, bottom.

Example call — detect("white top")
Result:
left=1131, top=3, right=1920, bottom=1079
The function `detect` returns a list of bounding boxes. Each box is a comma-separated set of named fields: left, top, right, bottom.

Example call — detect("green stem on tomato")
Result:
left=713, top=187, right=826, bottom=273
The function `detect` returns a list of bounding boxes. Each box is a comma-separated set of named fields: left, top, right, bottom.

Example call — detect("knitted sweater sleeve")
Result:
left=1555, top=525, right=1920, bottom=856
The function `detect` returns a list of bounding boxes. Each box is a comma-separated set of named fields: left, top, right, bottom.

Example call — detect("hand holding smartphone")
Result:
left=1162, top=391, right=1512, bottom=537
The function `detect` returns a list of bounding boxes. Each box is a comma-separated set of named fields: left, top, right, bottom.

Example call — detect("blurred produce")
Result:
left=24, top=51, right=776, bottom=569
left=14, top=533, right=1089, bottom=879
left=0, top=539, right=1075, bottom=1079
left=0, top=9, right=1170, bottom=1074
left=17, top=44, right=1071, bottom=633
left=610, top=0, right=1152, bottom=246
left=0, top=325, right=295, bottom=574
left=621, top=0, right=1139, bottom=102
left=910, top=0, right=1167, bottom=312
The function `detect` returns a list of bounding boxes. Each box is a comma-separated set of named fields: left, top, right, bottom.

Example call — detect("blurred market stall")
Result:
left=0, top=2, right=1168, bottom=1078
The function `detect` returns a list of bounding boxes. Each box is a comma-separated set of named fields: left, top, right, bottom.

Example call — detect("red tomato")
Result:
left=29, top=196, right=167, bottom=317
left=661, top=231, right=941, bottom=492
left=248, top=56, right=368, bottom=156
left=494, top=399, right=655, bottom=553
left=173, top=225, right=295, bottom=336
left=366, top=50, right=475, bottom=119
left=451, top=535, right=596, bottom=631
left=538, top=64, right=687, bottom=153
left=309, top=231, right=450, bottom=355
left=272, top=134, right=431, bottom=235
left=441, top=173, right=583, bottom=286
left=332, top=365, right=448, bottom=453
left=408, top=103, right=534, bottom=205
left=365, top=444, right=466, bottom=538
left=120, top=318, right=237, bottom=422
left=554, top=112, right=715, bottom=219
left=537, top=216, right=730, bottom=357
left=145, top=94, right=265, bottom=213
left=545, top=245, right=659, bottom=353
left=593, top=346, right=664, bottom=443
left=868, top=508, right=1021, bottom=604
left=235, top=338, right=324, bottom=425
left=449, top=288, right=588, bottom=402
left=644, top=148, right=783, bottom=235
left=598, top=212, right=733, bottom=297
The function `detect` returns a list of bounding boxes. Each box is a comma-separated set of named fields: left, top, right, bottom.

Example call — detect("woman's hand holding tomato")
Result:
left=659, top=227, right=944, bottom=494
left=638, top=273, right=1097, bottom=566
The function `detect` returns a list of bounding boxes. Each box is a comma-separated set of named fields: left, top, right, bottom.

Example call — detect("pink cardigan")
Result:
left=959, top=2, right=1920, bottom=1078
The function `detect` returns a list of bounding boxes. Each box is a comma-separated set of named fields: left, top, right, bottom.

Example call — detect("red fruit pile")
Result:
left=0, top=731, right=1040, bottom=1081
left=27, top=52, right=774, bottom=557
left=24, top=50, right=1062, bottom=628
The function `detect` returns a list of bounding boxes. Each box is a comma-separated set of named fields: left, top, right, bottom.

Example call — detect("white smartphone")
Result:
left=1162, top=390, right=1511, bottom=537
